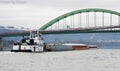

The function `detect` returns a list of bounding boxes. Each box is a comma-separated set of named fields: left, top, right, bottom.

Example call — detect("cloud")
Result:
left=28, top=0, right=120, bottom=9
left=0, top=0, right=119, bottom=29
left=0, top=4, right=68, bottom=29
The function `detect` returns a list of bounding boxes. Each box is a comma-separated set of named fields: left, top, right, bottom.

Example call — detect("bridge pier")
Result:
left=0, top=38, right=2, bottom=51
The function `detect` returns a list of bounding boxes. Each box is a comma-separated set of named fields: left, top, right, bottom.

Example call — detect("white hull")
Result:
left=11, top=45, right=43, bottom=52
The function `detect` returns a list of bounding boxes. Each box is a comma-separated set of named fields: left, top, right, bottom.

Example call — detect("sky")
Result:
left=0, top=0, right=120, bottom=30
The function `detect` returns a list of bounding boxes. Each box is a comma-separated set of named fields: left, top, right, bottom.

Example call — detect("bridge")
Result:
left=0, top=8, right=120, bottom=37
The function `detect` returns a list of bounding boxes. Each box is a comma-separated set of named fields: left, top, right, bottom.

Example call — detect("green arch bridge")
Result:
left=0, top=8, right=120, bottom=37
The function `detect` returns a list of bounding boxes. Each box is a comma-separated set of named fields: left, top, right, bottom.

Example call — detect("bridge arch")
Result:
left=40, top=8, right=120, bottom=30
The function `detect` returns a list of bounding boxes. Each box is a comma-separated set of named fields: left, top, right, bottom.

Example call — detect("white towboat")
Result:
left=11, top=31, right=44, bottom=52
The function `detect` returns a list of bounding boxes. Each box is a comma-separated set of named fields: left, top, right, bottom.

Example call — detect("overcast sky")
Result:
left=0, top=0, right=120, bottom=29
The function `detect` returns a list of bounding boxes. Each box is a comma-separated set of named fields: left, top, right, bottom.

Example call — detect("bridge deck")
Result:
left=0, top=25, right=120, bottom=37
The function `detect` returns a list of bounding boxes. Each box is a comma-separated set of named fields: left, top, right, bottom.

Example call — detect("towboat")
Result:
left=11, top=31, right=44, bottom=52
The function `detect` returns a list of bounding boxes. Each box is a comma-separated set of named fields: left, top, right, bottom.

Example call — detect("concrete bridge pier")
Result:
left=0, top=38, right=2, bottom=51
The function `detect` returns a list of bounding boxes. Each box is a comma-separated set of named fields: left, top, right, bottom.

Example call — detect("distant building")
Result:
left=7, top=26, right=14, bottom=29
left=0, top=26, right=5, bottom=29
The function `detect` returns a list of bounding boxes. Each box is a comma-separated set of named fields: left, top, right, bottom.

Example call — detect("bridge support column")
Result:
left=0, top=38, right=2, bottom=51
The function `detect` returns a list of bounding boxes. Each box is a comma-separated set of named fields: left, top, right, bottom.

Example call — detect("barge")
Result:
left=11, top=31, right=97, bottom=52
